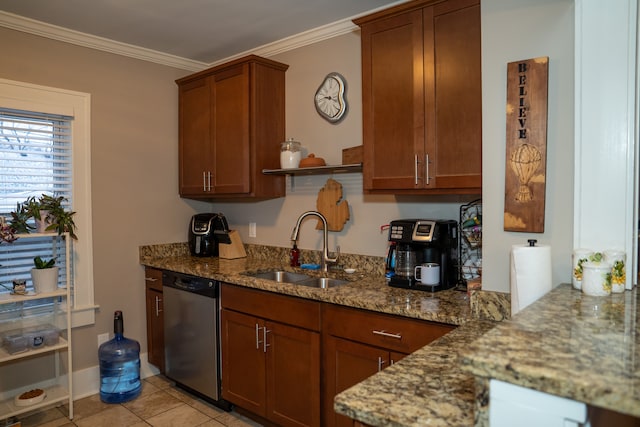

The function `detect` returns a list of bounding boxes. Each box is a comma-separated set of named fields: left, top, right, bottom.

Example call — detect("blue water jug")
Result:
left=99, top=310, right=141, bottom=403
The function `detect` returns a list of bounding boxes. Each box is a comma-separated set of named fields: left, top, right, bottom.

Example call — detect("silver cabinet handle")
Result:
left=414, top=154, right=419, bottom=185
left=255, top=324, right=262, bottom=350
left=145, top=277, right=158, bottom=282
left=207, top=171, right=212, bottom=191
left=155, top=296, right=162, bottom=316
left=203, top=171, right=207, bottom=191
left=425, top=153, right=431, bottom=185
left=377, top=356, right=386, bottom=371
left=372, top=330, right=402, bottom=340
left=263, top=327, right=270, bottom=353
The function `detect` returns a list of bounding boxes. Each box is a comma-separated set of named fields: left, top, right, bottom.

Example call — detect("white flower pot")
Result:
left=35, top=211, right=51, bottom=233
left=31, top=267, right=59, bottom=293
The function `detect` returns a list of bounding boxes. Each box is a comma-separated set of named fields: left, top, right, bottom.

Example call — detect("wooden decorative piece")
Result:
left=504, top=57, right=549, bottom=233
left=316, top=178, right=350, bottom=231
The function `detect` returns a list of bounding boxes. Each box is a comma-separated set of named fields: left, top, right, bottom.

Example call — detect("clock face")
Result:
left=314, top=73, right=347, bottom=123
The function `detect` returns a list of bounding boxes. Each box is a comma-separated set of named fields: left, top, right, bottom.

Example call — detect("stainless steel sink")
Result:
left=248, top=270, right=311, bottom=283
left=245, top=270, right=348, bottom=288
left=296, top=277, right=349, bottom=289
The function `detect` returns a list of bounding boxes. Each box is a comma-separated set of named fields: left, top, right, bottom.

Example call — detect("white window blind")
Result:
left=1, top=78, right=94, bottom=327
left=0, top=108, right=73, bottom=299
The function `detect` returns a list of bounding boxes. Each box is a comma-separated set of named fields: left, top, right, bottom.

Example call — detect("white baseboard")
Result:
left=72, top=351, right=160, bottom=400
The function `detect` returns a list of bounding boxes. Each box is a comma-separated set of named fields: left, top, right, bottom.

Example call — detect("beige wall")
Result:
left=0, top=27, right=208, bottom=371
left=0, top=0, right=575, bottom=375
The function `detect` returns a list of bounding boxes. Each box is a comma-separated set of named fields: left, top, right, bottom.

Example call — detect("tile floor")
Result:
left=11, top=375, right=263, bottom=427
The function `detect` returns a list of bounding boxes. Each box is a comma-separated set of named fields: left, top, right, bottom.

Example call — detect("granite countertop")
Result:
left=460, top=283, right=640, bottom=419
left=141, top=252, right=473, bottom=325
left=333, top=320, right=496, bottom=427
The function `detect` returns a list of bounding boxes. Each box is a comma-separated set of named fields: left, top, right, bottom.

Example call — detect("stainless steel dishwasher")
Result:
left=162, top=271, right=231, bottom=410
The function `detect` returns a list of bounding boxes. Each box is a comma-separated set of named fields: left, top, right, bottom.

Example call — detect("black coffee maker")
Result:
left=188, top=213, right=231, bottom=257
left=387, top=219, right=458, bottom=292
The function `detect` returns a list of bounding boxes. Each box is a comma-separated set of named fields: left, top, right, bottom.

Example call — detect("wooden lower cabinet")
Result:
left=324, top=336, right=407, bottom=427
left=220, top=284, right=455, bottom=427
left=322, top=304, right=455, bottom=427
left=144, top=267, right=164, bottom=373
left=221, top=284, right=321, bottom=427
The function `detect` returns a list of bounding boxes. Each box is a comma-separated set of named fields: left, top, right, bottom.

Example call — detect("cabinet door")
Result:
left=430, top=0, right=482, bottom=190
left=178, top=77, right=212, bottom=196
left=145, top=287, right=164, bottom=372
left=266, top=321, right=320, bottom=427
left=323, top=336, right=388, bottom=427
left=211, top=64, right=251, bottom=194
left=144, top=268, right=164, bottom=372
left=360, top=9, right=426, bottom=191
left=221, top=309, right=266, bottom=416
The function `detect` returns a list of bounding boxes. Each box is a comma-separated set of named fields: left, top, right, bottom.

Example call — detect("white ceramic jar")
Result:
left=604, top=249, right=626, bottom=293
left=572, top=248, right=593, bottom=290
left=581, top=261, right=612, bottom=296
left=280, top=138, right=302, bottom=169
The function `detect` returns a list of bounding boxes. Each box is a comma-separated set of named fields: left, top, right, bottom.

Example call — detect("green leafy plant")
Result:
left=10, top=194, right=77, bottom=239
left=33, top=256, right=56, bottom=269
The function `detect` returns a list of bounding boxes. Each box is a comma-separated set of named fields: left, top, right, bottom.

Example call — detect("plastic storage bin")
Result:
left=1, top=325, right=60, bottom=354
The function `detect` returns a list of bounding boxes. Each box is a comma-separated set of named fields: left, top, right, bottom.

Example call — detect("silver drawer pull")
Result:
left=372, top=330, right=402, bottom=340
left=145, top=277, right=158, bottom=282
left=155, top=296, right=162, bottom=316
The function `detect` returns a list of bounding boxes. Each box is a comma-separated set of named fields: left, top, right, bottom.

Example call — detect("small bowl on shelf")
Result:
left=299, top=154, right=326, bottom=168
left=15, top=388, right=46, bottom=406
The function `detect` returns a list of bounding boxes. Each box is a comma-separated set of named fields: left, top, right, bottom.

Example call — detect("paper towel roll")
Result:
left=510, top=243, right=552, bottom=316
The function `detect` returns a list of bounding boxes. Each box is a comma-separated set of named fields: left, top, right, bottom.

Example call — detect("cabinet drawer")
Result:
left=145, top=267, right=163, bottom=292
left=221, top=284, right=321, bottom=332
left=323, top=304, right=454, bottom=354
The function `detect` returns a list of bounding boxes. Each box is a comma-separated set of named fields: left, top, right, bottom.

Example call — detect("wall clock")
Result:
left=314, top=72, right=347, bottom=123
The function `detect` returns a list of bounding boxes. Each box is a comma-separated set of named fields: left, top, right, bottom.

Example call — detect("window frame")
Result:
left=0, top=78, right=95, bottom=327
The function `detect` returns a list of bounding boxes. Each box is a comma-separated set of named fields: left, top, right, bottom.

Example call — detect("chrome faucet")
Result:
left=291, top=211, right=339, bottom=274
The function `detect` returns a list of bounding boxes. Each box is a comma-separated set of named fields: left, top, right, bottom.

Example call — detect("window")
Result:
left=0, top=79, right=95, bottom=327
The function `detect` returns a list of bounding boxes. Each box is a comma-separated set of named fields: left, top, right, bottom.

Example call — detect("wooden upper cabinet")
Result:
left=176, top=55, right=288, bottom=200
left=355, top=0, right=482, bottom=194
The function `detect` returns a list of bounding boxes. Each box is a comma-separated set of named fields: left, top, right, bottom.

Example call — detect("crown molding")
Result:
left=1, top=0, right=409, bottom=71
left=208, top=19, right=359, bottom=67
left=0, top=11, right=208, bottom=72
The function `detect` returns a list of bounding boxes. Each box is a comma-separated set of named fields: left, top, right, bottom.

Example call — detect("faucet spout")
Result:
left=291, top=211, right=339, bottom=273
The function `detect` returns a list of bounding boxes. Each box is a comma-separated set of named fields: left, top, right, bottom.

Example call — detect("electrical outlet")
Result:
left=98, top=332, right=109, bottom=347
left=249, top=222, right=257, bottom=238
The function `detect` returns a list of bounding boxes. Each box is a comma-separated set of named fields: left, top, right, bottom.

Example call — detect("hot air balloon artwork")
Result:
left=510, top=143, right=542, bottom=202
left=503, top=57, right=548, bottom=233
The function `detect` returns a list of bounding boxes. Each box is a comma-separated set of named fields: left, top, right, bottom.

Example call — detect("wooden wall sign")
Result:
left=316, top=178, right=350, bottom=231
left=504, top=57, right=549, bottom=233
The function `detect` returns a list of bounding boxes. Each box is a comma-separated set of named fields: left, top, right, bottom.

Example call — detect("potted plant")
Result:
left=10, top=194, right=77, bottom=239
left=0, top=217, right=17, bottom=244
left=31, top=256, right=59, bottom=294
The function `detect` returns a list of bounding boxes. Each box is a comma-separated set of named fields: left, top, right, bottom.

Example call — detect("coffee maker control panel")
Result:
left=389, top=220, right=436, bottom=243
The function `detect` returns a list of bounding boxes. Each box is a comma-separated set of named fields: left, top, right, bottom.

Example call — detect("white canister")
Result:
left=572, top=248, right=593, bottom=290
left=581, top=262, right=612, bottom=296
left=280, top=138, right=302, bottom=169
left=604, top=250, right=626, bottom=293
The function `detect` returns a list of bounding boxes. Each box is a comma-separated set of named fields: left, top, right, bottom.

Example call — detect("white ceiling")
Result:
left=0, top=0, right=405, bottom=68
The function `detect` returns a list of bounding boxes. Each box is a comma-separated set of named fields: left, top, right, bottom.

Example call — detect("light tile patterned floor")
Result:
left=11, top=375, right=263, bottom=427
